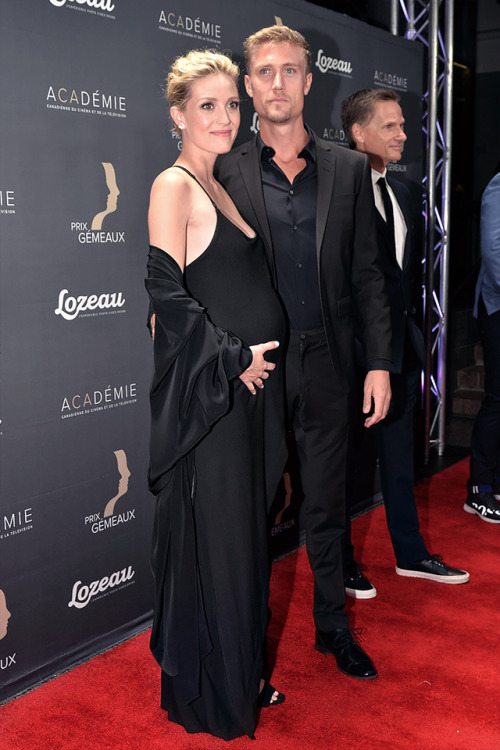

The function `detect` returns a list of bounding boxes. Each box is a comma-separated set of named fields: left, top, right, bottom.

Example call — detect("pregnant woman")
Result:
left=146, top=49, right=287, bottom=740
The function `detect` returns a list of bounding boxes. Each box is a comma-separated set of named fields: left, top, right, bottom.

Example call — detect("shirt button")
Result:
left=297, top=263, right=302, bottom=268
left=293, top=226, right=298, bottom=231
left=289, top=189, right=294, bottom=195
left=301, top=300, right=305, bottom=305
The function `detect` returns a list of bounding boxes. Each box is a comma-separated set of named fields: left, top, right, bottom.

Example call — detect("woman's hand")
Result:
left=239, top=341, right=279, bottom=395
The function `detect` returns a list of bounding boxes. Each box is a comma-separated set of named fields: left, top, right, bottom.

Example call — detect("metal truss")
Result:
left=395, top=0, right=454, bottom=458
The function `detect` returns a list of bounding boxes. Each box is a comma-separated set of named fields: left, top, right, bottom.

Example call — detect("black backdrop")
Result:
left=0, top=0, right=423, bottom=702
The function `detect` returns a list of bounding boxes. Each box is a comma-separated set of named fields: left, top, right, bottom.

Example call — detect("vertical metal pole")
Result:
left=390, top=0, right=399, bottom=34
left=400, top=0, right=453, bottom=458
left=437, top=0, right=454, bottom=454
left=406, top=0, right=416, bottom=39
left=424, top=0, right=439, bottom=461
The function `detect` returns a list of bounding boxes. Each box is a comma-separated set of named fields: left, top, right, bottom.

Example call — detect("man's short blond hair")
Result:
left=244, top=25, right=311, bottom=74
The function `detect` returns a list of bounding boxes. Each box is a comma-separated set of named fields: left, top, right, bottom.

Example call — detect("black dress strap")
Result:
left=171, top=165, right=217, bottom=208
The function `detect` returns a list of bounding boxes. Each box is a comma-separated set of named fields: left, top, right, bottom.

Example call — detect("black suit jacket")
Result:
left=216, top=132, right=392, bottom=393
left=378, top=177, right=426, bottom=374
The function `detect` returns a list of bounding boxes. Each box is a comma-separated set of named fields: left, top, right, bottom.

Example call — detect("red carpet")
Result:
left=2, top=458, right=499, bottom=749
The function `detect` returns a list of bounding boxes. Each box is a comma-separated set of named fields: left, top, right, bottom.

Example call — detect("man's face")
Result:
left=244, top=42, right=312, bottom=125
left=353, top=99, right=407, bottom=172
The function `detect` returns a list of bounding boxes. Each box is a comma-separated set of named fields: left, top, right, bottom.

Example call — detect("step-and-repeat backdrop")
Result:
left=0, top=0, right=422, bottom=701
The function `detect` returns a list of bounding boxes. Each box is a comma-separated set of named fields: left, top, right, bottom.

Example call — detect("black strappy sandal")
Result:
left=258, top=683, right=286, bottom=707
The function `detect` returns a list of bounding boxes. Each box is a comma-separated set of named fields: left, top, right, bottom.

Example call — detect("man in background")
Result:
left=341, top=88, right=469, bottom=596
left=465, top=169, right=500, bottom=523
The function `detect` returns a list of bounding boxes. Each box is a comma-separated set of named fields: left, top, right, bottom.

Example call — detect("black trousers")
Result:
left=344, top=366, right=428, bottom=567
left=372, top=369, right=428, bottom=565
left=469, top=299, right=500, bottom=490
left=286, top=329, right=349, bottom=632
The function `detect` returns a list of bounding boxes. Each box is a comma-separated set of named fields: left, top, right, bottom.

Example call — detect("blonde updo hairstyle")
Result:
left=167, top=49, right=240, bottom=135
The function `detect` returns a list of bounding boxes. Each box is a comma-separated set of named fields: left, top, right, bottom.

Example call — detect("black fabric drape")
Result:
left=145, top=245, right=252, bottom=703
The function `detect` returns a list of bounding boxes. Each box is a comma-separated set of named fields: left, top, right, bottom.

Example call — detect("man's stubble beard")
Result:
left=261, top=103, right=292, bottom=124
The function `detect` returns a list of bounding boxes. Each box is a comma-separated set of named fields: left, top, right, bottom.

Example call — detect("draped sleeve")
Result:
left=145, top=245, right=253, bottom=702
left=145, top=245, right=252, bottom=495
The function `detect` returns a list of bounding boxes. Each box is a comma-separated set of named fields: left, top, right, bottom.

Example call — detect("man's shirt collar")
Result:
left=257, top=124, right=316, bottom=164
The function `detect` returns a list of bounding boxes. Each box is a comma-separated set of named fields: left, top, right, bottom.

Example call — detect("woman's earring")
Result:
left=178, top=123, right=185, bottom=130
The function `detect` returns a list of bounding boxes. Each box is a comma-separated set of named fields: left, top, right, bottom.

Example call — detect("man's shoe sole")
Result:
left=463, top=502, right=500, bottom=524
left=395, top=567, right=470, bottom=584
left=345, top=586, right=377, bottom=599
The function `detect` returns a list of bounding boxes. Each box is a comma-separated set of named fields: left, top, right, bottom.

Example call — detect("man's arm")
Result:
left=351, top=154, right=392, bottom=366
left=480, top=174, right=500, bottom=293
left=351, top=154, right=392, bottom=423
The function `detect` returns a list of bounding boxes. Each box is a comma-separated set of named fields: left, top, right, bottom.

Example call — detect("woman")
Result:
left=145, top=50, right=287, bottom=740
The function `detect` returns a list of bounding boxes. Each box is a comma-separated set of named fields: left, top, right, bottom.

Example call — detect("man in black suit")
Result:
left=217, top=26, right=391, bottom=680
left=340, top=88, right=469, bottom=597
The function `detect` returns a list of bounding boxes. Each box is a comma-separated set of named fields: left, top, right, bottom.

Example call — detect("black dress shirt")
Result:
left=258, top=128, right=322, bottom=330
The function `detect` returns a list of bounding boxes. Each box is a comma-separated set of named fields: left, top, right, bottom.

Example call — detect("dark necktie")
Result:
left=377, top=177, right=396, bottom=255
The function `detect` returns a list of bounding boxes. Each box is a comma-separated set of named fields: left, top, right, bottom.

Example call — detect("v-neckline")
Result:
left=172, top=165, right=257, bottom=241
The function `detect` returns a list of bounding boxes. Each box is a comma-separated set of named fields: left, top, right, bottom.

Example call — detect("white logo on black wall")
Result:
left=387, top=162, right=407, bottom=173
left=71, top=162, right=126, bottom=244
left=55, top=289, right=126, bottom=320
left=46, top=87, right=126, bottom=117
left=322, top=126, right=348, bottom=146
left=49, top=0, right=116, bottom=20
left=60, top=383, right=137, bottom=419
left=315, top=49, right=352, bottom=77
left=373, top=70, right=408, bottom=91
left=84, top=449, right=136, bottom=534
left=0, top=190, right=15, bottom=215
left=158, top=10, right=221, bottom=44
left=0, top=507, right=34, bottom=542
left=68, top=565, right=135, bottom=609
left=250, top=113, right=260, bottom=135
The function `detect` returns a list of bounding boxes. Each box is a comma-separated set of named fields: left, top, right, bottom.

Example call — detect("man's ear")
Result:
left=304, top=72, right=312, bottom=96
left=352, top=123, right=364, bottom=146
left=244, top=74, right=253, bottom=97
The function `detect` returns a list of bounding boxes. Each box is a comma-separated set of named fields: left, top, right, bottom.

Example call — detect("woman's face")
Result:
left=0, top=590, right=11, bottom=640
left=173, top=74, right=240, bottom=156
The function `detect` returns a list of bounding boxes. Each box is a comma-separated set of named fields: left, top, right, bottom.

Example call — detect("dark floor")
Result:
left=414, top=416, right=471, bottom=484
left=417, top=443, right=469, bottom=482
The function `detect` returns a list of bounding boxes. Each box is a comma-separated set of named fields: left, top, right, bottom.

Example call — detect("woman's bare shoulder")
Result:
left=151, top=166, right=193, bottom=199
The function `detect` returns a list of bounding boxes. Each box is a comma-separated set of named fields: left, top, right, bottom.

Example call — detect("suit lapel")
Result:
left=235, top=139, right=273, bottom=259
left=315, top=136, right=336, bottom=256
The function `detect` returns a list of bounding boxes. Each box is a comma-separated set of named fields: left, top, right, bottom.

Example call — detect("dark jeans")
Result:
left=469, top=299, right=500, bottom=490
left=286, top=328, right=349, bottom=632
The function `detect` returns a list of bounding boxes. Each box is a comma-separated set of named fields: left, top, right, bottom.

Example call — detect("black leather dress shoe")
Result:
left=315, top=628, right=378, bottom=679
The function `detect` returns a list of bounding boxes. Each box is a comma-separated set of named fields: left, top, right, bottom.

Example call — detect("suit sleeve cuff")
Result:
left=366, top=359, right=393, bottom=373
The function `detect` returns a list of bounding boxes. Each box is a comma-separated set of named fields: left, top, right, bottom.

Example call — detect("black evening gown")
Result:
left=145, top=175, right=286, bottom=741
